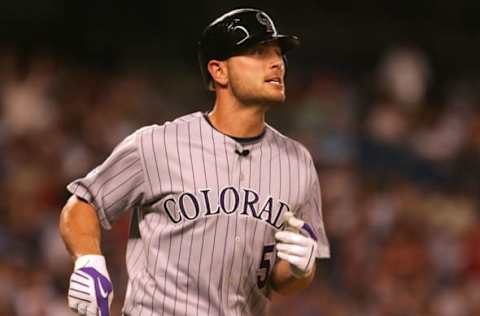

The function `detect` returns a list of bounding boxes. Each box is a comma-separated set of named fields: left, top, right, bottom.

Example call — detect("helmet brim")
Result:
left=233, top=34, right=300, bottom=56
left=259, top=34, right=301, bottom=54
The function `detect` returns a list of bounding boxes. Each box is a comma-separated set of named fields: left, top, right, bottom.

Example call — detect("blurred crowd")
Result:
left=0, top=45, right=479, bottom=316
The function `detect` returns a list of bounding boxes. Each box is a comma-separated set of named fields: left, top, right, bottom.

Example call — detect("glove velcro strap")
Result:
left=74, top=255, right=109, bottom=276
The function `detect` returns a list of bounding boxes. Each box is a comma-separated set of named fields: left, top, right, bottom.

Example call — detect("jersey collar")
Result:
left=202, top=112, right=267, bottom=145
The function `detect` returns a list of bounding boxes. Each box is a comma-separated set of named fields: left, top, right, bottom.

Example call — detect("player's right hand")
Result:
left=68, top=255, right=113, bottom=316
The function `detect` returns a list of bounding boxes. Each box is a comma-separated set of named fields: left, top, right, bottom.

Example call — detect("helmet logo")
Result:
left=256, top=12, right=276, bottom=34
left=227, top=18, right=251, bottom=45
left=233, top=25, right=250, bottom=44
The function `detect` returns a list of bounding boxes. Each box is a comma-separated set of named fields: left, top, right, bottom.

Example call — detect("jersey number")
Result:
left=257, top=244, right=275, bottom=289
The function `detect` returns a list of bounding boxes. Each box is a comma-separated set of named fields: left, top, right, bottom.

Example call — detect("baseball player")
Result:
left=59, top=8, right=330, bottom=316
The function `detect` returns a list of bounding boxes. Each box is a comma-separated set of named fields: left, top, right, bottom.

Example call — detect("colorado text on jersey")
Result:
left=145, top=186, right=290, bottom=229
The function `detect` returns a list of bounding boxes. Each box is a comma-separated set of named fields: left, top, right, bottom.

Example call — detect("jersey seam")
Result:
left=135, top=127, right=155, bottom=204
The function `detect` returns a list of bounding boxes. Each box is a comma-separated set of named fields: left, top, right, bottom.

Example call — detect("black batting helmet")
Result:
left=198, top=8, right=300, bottom=90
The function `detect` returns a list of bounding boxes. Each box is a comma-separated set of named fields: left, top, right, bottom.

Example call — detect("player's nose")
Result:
left=267, top=46, right=285, bottom=72
left=270, top=58, right=285, bottom=77
left=271, top=58, right=284, bottom=70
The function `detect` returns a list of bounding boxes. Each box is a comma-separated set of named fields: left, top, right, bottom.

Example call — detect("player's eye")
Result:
left=274, top=47, right=282, bottom=57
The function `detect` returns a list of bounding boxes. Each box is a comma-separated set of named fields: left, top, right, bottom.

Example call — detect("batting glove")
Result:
left=275, top=212, right=317, bottom=278
left=68, top=255, right=113, bottom=316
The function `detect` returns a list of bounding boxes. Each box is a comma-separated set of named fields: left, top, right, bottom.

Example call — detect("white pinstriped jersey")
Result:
left=67, top=111, right=330, bottom=316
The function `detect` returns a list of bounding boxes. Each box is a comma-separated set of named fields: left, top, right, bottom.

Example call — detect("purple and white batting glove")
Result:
left=275, top=212, right=318, bottom=278
left=68, top=255, right=113, bottom=316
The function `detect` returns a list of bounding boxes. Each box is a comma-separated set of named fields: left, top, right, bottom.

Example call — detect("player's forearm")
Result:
left=59, top=195, right=102, bottom=259
left=270, top=259, right=315, bottom=295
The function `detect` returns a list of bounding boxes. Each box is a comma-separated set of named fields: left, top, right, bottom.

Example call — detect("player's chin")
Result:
left=265, top=91, right=286, bottom=104
left=258, top=86, right=282, bottom=100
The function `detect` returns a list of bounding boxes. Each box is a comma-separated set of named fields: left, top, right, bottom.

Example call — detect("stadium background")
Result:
left=0, top=1, right=479, bottom=315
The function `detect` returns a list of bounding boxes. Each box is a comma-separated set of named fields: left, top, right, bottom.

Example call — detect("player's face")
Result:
left=226, top=41, right=286, bottom=106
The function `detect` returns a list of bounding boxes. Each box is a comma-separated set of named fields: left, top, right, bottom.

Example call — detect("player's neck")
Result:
left=209, top=99, right=266, bottom=138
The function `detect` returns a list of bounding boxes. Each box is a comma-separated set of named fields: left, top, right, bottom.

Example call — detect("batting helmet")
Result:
left=198, top=8, right=300, bottom=89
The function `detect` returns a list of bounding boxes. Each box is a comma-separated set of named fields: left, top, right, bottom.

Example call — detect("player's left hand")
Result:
left=275, top=212, right=317, bottom=278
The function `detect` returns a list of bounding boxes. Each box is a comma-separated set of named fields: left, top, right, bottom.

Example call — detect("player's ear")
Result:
left=207, top=60, right=228, bottom=87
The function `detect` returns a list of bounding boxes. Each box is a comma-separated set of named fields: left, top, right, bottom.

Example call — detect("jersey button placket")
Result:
left=234, top=145, right=246, bottom=182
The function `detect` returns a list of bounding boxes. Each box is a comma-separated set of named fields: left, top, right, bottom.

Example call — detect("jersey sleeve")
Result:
left=296, top=159, right=330, bottom=258
left=66, top=131, right=148, bottom=230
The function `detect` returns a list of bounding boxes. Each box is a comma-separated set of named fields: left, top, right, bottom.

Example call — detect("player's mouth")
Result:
left=265, top=76, right=283, bottom=87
